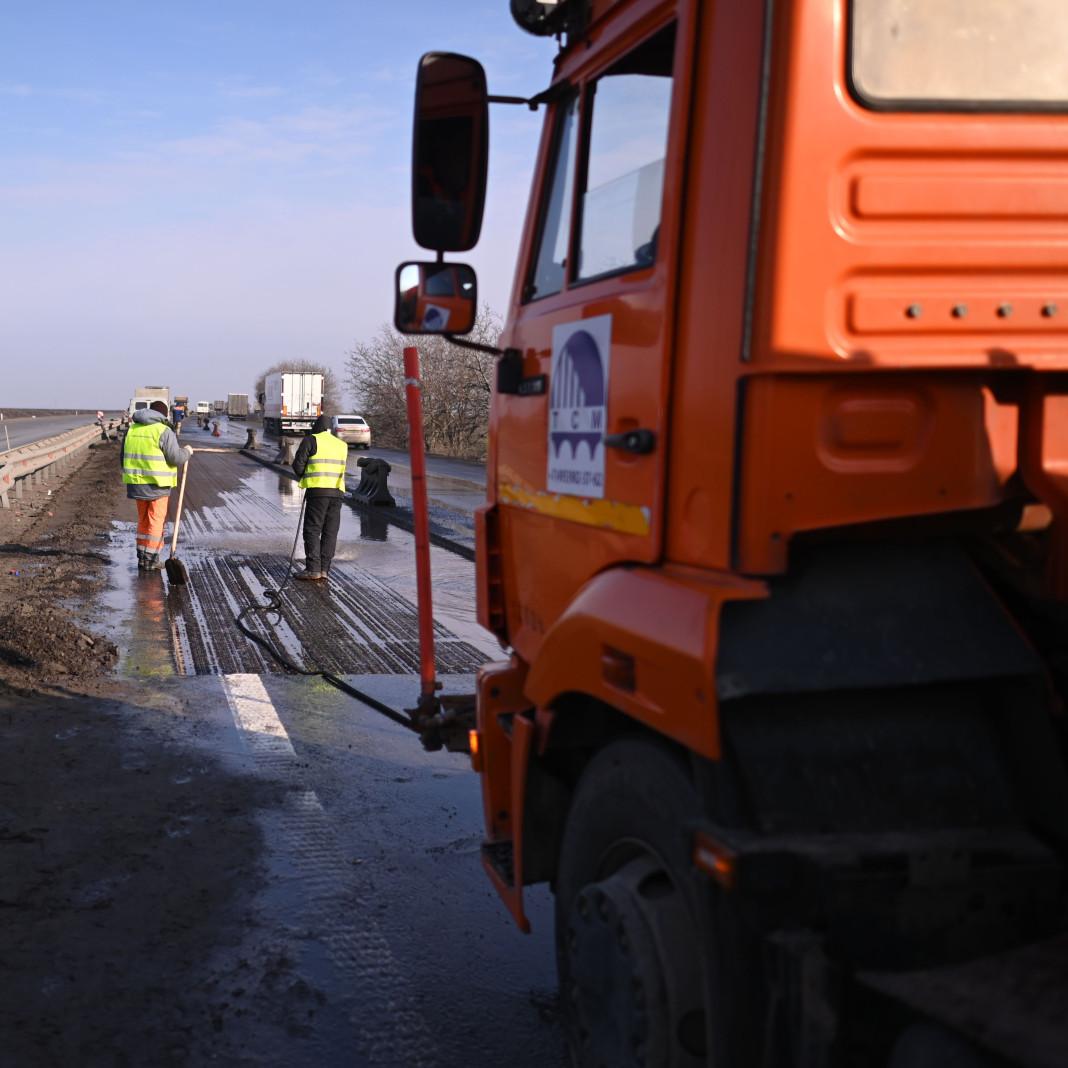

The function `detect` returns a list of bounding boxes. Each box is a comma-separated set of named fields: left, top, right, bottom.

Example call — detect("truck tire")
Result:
left=889, top=1023, right=1001, bottom=1068
left=554, top=737, right=708, bottom=1068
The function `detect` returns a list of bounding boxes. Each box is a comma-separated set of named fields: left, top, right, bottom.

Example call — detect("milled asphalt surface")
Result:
left=90, top=440, right=565, bottom=1066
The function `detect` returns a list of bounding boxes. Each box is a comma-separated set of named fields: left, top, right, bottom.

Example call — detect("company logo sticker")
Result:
left=547, top=314, right=611, bottom=498
left=421, top=303, right=451, bottom=331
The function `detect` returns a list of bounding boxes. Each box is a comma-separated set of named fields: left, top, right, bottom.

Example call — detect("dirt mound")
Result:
left=0, top=602, right=117, bottom=676
left=0, top=442, right=125, bottom=691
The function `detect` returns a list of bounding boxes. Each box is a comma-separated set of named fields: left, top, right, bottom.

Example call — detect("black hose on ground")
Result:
left=233, top=493, right=421, bottom=734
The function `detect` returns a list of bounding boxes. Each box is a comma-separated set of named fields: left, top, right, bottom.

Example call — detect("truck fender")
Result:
left=525, top=566, right=765, bottom=760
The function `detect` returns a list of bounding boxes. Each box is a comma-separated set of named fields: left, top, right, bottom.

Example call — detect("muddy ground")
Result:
left=0, top=445, right=286, bottom=1065
left=0, top=443, right=122, bottom=690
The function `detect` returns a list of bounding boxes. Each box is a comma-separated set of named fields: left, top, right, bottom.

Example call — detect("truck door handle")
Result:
left=603, top=428, right=656, bottom=455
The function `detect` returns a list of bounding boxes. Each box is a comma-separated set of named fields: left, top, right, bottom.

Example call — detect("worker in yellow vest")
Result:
left=120, top=401, right=193, bottom=571
left=292, top=414, right=348, bottom=581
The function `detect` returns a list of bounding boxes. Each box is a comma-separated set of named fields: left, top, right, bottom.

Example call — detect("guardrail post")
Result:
left=15, top=478, right=23, bottom=500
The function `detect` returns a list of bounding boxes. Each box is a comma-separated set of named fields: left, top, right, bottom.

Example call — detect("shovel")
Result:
left=165, top=457, right=191, bottom=585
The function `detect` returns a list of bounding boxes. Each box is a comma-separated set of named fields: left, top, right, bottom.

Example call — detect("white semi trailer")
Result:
left=262, top=372, right=323, bottom=436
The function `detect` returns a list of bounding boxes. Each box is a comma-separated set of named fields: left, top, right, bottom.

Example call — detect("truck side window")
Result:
left=527, top=94, right=579, bottom=300
left=852, top=0, right=1068, bottom=109
left=576, top=24, right=675, bottom=282
left=424, top=267, right=457, bottom=297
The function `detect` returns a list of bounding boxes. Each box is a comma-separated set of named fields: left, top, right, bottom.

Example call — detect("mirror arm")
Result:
left=487, top=83, right=563, bottom=112
left=444, top=334, right=504, bottom=357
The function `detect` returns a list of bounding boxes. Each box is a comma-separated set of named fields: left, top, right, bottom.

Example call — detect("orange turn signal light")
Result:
left=693, top=832, right=736, bottom=890
left=469, top=729, right=483, bottom=772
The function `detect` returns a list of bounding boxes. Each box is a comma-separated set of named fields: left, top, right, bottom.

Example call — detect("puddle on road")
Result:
left=100, top=455, right=497, bottom=679
left=100, top=520, right=183, bottom=678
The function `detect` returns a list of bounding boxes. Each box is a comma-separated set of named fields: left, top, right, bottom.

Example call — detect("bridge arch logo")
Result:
left=547, top=314, right=612, bottom=499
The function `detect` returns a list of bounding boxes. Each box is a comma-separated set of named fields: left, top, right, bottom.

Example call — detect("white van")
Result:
left=334, top=414, right=371, bottom=449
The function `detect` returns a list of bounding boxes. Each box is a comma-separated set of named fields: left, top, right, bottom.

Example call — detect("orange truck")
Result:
left=395, top=2, right=1068, bottom=1064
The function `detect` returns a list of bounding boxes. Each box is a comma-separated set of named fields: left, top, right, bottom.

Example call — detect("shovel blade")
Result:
left=165, top=557, right=189, bottom=585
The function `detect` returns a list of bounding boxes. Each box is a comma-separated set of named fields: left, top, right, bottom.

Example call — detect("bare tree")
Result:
left=345, top=305, right=501, bottom=459
left=254, top=359, right=345, bottom=415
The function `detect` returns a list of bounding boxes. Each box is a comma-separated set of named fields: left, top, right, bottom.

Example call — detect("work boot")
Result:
left=136, top=549, right=147, bottom=570
left=143, top=553, right=164, bottom=572
left=295, top=569, right=322, bottom=582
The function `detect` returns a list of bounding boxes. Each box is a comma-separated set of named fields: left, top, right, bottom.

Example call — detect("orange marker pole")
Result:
left=403, top=346, right=437, bottom=704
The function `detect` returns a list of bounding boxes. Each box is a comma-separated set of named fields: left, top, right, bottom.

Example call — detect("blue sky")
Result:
left=0, top=2, right=555, bottom=408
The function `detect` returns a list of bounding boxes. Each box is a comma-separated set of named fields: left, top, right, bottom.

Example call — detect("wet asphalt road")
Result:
left=0, top=414, right=97, bottom=451
left=362, top=446, right=486, bottom=487
left=99, top=444, right=565, bottom=1066
left=212, top=418, right=486, bottom=508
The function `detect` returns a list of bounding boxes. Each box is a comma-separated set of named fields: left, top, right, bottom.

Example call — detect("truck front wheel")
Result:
left=554, top=737, right=707, bottom=1068
left=889, top=1023, right=1001, bottom=1068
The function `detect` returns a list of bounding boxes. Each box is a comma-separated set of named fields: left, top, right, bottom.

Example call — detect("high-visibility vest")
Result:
left=122, top=421, right=177, bottom=487
left=299, top=430, right=347, bottom=491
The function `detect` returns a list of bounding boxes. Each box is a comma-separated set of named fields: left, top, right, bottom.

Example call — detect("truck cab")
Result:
left=397, top=2, right=1068, bottom=1064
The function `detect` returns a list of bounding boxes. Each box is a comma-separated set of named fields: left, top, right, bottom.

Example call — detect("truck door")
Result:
left=494, top=18, right=685, bottom=651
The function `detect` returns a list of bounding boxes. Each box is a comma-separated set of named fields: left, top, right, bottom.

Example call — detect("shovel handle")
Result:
left=170, top=458, right=189, bottom=557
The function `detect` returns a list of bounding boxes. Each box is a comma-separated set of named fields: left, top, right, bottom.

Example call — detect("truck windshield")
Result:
left=852, top=0, right=1068, bottom=109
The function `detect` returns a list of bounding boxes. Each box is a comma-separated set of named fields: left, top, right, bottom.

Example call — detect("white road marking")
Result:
left=220, top=673, right=439, bottom=1066
left=222, top=672, right=297, bottom=757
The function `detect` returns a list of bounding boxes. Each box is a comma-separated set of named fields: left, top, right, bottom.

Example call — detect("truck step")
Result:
left=481, top=839, right=516, bottom=888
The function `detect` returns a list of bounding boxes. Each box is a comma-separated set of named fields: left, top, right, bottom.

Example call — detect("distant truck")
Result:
left=128, top=386, right=170, bottom=417
left=262, top=372, right=323, bottom=436
left=195, top=401, right=211, bottom=415
left=227, top=393, right=249, bottom=419
left=213, top=400, right=226, bottom=414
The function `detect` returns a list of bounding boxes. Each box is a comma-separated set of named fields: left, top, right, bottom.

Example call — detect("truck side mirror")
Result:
left=412, top=52, right=488, bottom=252
left=394, top=261, right=477, bottom=335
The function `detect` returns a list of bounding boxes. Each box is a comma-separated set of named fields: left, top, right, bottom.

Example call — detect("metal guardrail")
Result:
left=0, top=423, right=101, bottom=508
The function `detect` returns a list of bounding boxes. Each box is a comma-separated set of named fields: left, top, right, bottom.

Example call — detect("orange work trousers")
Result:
left=135, top=497, right=169, bottom=555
